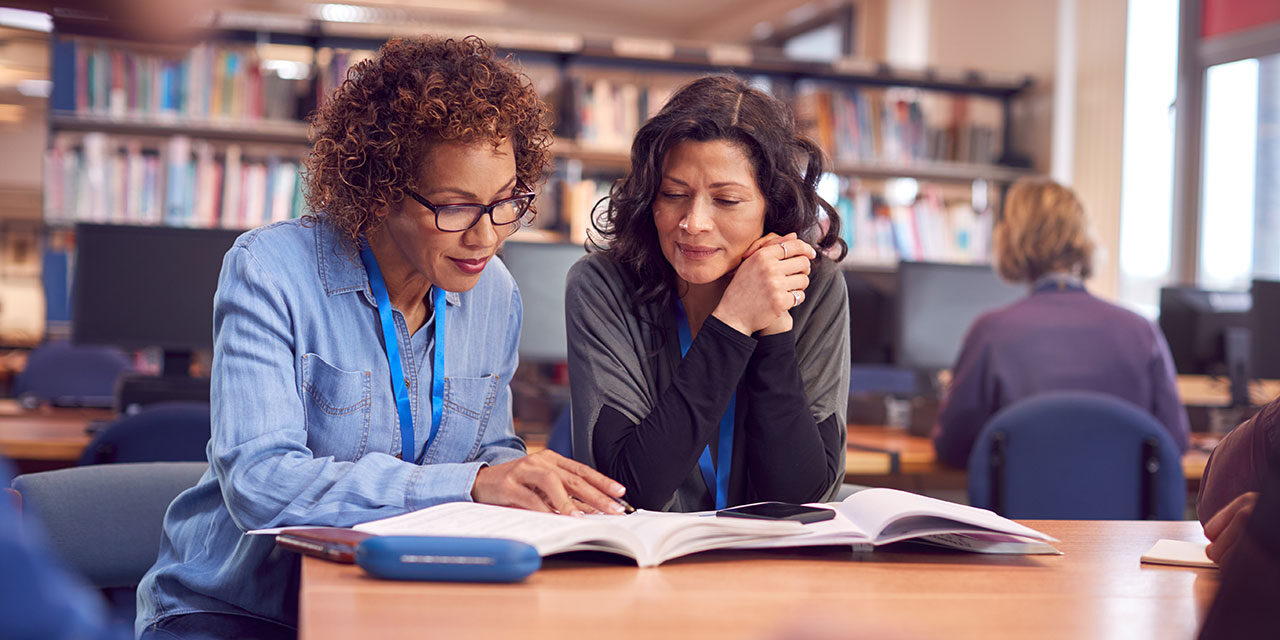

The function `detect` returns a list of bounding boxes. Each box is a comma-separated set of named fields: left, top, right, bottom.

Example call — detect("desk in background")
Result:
left=0, top=399, right=108, bottom=472
left=844, top=424, right=1216, bottom=495
left=1177, top=374, right=1280, bottom=407
left=299, top=520, right=1212, bottom=640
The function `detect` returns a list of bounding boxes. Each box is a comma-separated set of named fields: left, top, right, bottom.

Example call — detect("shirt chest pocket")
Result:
left=425, top=375, right=500, bottom=463
left=301, top=353, right=372, bottom=461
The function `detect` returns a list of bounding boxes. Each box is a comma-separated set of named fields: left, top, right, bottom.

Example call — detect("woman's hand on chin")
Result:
left=714, top=232, right=815, bottom=335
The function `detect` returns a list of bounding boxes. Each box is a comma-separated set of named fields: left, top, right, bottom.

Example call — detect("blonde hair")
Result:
left=992, top=178, right=1096, bottom=283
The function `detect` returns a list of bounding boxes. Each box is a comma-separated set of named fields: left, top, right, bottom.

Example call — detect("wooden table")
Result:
left=0, top=399, right=110, bottom=468
left=299, top=520, right=1215, bottom=640
left=1177, top=374, right=1280, bottom=407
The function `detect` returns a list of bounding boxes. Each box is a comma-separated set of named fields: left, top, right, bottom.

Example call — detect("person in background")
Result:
left=566, top=75, right=850, bottom=512
left=932, top=178, right=1190, bottom=468
left=1, top=458, right=127, bottom=640
left=1198, top=396, right=1280, bottom=562
left=136, top=36, right=625, bottom=639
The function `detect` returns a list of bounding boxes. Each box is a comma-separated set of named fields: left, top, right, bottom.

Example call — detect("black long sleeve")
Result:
left=591, top=318, right=841, bottom=510
left=591, top=315, right=755, bottom=510
left=741, top=331, right=844, bottom=503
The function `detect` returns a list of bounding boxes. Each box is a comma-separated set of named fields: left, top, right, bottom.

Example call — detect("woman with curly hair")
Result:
left=136, top=35, right=625, bottom=639
left=932, top=177, right=1189, bottom=468
left=566, top=75, right=850, bottom=512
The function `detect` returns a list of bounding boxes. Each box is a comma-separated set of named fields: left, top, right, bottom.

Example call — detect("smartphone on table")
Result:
left=716, top=502, right=836, bottom=524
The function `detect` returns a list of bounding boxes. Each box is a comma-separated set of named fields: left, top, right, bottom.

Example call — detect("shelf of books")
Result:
left=833, top=182, right=995, bottom=268
left=44, top=17, right=1036, bottom=264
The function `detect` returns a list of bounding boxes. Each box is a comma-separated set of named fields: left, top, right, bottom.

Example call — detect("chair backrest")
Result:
left=14, top=341, right=131, bottom=408
left=967, top=391, right=1185, bottom=520
left=11, top=461, right=208, bottom=588
left=78, top=401, right=211, bottom=465
left=547, top=402, right=573, bottom=458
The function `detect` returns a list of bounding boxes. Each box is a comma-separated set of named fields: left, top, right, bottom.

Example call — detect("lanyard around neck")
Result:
left=360, top=245, right=447, bottom=462
left=674, top=300, right=734, bottom=510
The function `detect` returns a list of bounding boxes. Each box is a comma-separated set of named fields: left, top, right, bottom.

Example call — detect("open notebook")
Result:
left=250, top=488, right=1058, bottom=567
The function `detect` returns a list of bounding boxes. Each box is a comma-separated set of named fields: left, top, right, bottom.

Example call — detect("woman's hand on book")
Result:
left=1204, top=491, right=1259, bottom=563
left=472, top=450, right=629, bottom=516
left=714, top=232, right=815, bottom=336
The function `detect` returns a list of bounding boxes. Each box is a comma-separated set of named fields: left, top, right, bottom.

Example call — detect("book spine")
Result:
left=51, top=37, right=77, bottom=112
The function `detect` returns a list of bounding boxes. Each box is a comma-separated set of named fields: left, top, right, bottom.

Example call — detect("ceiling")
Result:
left=3, top=0, right=851, bottom=45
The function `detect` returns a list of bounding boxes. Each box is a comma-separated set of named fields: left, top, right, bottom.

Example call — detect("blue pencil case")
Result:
left=355, top=536, right=541, bottom=583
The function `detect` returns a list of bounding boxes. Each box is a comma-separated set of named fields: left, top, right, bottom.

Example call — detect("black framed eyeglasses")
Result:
left=405, top=188, right=536, bottom=233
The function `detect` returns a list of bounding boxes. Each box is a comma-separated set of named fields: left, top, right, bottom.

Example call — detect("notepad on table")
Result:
left=1140, top=539, right=1217, bottom=568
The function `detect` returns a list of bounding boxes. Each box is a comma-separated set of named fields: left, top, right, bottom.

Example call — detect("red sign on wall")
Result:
left=1202, top=0, right=1280, bottom=39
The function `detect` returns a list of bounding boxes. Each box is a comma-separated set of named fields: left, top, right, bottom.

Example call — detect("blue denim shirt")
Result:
left=136, top=218, right=525, bottom=633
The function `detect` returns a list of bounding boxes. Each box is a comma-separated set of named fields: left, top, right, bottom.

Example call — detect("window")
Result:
left=1198, top=53, right=1279, bottom=290
left=1117, top=0, right=1180, bottom=315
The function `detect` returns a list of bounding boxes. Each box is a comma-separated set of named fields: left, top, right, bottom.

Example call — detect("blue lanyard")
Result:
left=1031, top=274, right=1086, bottom=294
left=360, top=245, right=447, bottom=462
left=674, top=301, right=734, bottom=510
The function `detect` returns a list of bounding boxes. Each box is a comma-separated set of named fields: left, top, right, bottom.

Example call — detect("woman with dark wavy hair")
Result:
left=136, top=36, right=626, bottom=639
left=566, top=75, right=851, bottom=512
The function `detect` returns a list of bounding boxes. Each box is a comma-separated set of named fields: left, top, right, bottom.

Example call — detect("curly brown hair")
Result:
left=302, top=35, right=553, bottom=247
left=592, top=75, right=846, bottom=310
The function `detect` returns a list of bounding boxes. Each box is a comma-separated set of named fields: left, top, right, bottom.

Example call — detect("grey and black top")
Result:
left=565, top=251, right=850, bottom=512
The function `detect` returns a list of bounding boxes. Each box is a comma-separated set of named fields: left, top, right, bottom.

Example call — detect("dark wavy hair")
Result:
left=591, top=75, right=846, bottom=309
left=302, top=35, right=553, bottom=248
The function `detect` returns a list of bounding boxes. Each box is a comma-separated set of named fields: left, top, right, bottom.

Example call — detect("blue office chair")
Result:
left=967, top=391, right=1185, bottom=520
left=547, top=403, right=573, bottom=457
left=13, top=341, right=131, bottom=409
left=78, top=401, right=211, bottom=466
left=12, top=462, right=209, bottom=626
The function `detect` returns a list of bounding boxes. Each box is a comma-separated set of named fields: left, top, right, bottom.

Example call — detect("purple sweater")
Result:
left=933, top=286, right=1191, bottom=468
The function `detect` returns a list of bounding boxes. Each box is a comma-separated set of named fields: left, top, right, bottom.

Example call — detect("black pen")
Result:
left=571, top=496, right=635, bottom=515
left=615, top=497, right=636, bottom=514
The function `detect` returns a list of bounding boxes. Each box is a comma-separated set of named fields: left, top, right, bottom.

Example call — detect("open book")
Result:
left=729, top=488, right=1059, bottom=554
left=250, top=488, right=1057, bottom=567
left=343, top=502, right=803, bottom=567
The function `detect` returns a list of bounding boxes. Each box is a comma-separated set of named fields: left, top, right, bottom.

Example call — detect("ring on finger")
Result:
left=791, top=290, right=803, bottom=308
left=780, top=243, right=788, bottom=260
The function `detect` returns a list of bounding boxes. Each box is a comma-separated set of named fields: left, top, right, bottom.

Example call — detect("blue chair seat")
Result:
left=15, top=341, right=131, bottom=409
left=78, top=402, right=211, bottom=465
left=967, top=391, right=1185, bottom=520
left=12, top=462, right=209, bottom=627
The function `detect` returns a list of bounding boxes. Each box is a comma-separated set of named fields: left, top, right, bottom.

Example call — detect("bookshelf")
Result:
left=49, top=111, right=310, bottom=145
left=42, top=10, right=1037, bottom=256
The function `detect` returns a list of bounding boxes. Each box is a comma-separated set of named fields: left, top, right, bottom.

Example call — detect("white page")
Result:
left=914, top=533, right=1061, bottom=554
left=353, top=503, right=633, bottom=556
left=837, top=488, right=1058, bottom=543
left=351, top=503, right=802, bottom=566
left=1140, top=539, right=1216, bottom=568
left=726, top=509, right=872, bottom=550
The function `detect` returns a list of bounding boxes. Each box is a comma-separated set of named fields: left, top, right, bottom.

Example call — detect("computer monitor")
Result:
left=1250, top=279, right=1280, bottom=379
left=894, top=260, right=1024, bottom=372
left=844, top=266, right=897, bottom=365
left=498, top=241, right=587, bottom=362
left=72, top=223, right=241, bottom=377
left=1158, top=286, right=1252, bottom=377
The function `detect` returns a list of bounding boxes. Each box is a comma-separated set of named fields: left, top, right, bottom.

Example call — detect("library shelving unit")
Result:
left=43, top=10, right=1037, bottom=257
